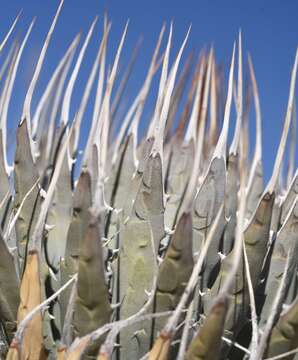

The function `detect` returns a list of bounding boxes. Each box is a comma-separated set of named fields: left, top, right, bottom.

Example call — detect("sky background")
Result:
left=1, top=0, right=298, bottom=181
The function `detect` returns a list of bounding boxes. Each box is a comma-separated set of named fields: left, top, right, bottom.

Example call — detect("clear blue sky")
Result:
left=1, top=0, right=298, bottom=180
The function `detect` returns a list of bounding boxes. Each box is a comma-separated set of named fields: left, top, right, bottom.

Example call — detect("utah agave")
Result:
left=0, top=1, right=297, bottom=360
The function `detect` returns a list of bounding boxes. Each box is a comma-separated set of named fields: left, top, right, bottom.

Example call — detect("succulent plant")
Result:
left=0, top=1, right=297, bottom=359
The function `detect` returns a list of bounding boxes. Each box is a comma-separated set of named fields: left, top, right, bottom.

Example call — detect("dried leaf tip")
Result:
left=147, top=23, right=173, bottom=139
left=22, top=0, right=64, bottom=127
left=151, top=25, right=191, bottom=158
left=230, top=31, right=243, bottom=155
left=266, top=47, right=298, bottom=194
left=0, top=10, right=21, bottom=53
left=61, top=16, right=98, bottom=127
left=248, top=53, right=262, bottom=163
left=212, top=42, right=236, bottom=160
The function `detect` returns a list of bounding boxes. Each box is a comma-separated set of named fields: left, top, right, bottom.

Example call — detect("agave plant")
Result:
left=0, top=1, right=297, bottom=360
